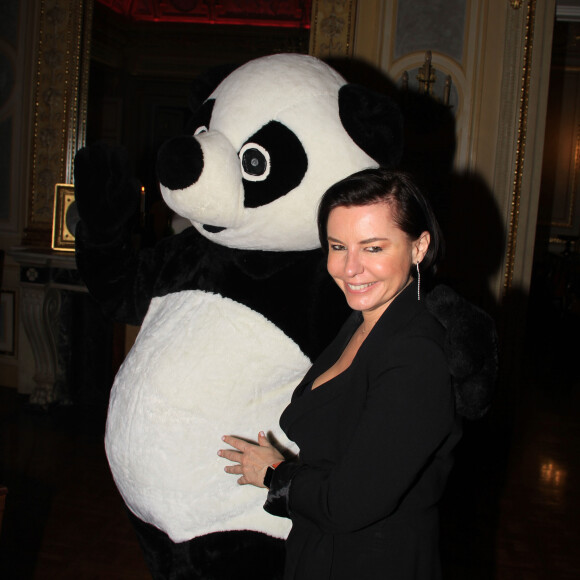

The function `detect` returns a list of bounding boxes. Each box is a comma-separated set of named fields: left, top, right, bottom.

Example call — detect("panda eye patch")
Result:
left=239, top=143, right=271, bottom=181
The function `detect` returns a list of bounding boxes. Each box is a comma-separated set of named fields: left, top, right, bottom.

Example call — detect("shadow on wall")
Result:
left=328, top=57, right=505, bottom=317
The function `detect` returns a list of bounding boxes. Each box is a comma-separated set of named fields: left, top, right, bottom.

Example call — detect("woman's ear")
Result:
left=414, top=231, right=431, bottom=264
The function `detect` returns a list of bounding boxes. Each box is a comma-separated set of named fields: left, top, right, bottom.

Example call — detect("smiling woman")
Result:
left=320, top=168, right=443, bottom=311
left=325, top=203, right=429, bottom=320
left=220, top=168, right=459, bottom=580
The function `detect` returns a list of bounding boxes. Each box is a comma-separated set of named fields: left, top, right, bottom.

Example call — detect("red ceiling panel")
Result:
left=96, top=0, right=312, bottom=28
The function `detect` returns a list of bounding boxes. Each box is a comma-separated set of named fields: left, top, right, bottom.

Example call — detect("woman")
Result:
left=219, top=168, right=461, bottom=579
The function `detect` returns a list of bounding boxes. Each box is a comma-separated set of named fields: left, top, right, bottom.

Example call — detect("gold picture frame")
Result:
left=51, top=184, right=78, bottom=252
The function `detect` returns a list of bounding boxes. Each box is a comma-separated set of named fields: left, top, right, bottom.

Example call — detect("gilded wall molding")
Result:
left=510, top=0, right=523, bottom=9
left=503, top=0, right=535, bottom=293
left=25, top=0, right=91, bottom=246
left=309, top=0, right=358, bottom=58
left=73, top=2, right=93, bottom=185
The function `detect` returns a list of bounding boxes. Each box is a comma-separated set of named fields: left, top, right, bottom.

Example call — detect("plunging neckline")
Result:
left=310, top=312, right=368, bottom=391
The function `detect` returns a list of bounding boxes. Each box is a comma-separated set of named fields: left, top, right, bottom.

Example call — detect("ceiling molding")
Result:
left=95, top=0, right=312, bottom=28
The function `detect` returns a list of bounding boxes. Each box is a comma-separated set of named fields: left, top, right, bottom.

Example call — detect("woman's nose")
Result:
left=344, top=251, right=363, bottom=277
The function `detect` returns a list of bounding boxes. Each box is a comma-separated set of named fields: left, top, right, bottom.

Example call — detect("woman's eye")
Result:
left=329, top=244, right=345, bottom=251
left=365, top=246, right=382, bottom=253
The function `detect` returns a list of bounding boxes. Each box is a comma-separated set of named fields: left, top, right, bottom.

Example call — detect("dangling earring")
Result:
left=416, top=262, right=421, bottom=301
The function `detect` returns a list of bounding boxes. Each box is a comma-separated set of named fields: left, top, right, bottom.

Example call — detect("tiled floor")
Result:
left=494, top=386, right=580, bottom=580
left=0, top=325, right=578, bottom=579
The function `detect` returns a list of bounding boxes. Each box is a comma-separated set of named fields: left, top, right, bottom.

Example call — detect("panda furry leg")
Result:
left=127, top=511, right=285, bottom=580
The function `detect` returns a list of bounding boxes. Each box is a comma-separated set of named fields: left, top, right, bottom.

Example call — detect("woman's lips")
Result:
left=346, top=282, right=376, bottom=291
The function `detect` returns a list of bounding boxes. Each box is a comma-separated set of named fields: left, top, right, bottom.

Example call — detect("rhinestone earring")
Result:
left=416, top=262, right=421, bottom=301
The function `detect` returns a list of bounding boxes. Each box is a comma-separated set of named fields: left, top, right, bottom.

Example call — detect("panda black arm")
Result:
left=74, top=143, right=213, bottom=325
left=76, top=224, right=209, bottom=325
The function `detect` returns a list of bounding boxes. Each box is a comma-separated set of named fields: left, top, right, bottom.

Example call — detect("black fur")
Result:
left=156, top=136, right=204, bottom=191
left=74, top=143, right=141, bottom=240
left=338, top=84, right=405, bottom=168
left=129, top=511, right=285, bottom=580
left=425, top=285, right=498, bottom=420
left=242, top=121, right=308, bottom=208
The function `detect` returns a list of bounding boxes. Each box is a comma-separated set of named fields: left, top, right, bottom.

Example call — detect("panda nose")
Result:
left=156, top=136, right=203, bottom=190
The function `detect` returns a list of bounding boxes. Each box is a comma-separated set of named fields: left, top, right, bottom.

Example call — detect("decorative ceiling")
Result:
left=95, top=0, right=312, bottom=28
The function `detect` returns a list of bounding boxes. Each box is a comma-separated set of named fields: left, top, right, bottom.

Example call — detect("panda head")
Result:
left=156, top=53, right=403, bottom=252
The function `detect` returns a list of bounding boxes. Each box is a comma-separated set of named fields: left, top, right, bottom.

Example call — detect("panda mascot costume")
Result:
left=74, top=54, right=496, bottom=579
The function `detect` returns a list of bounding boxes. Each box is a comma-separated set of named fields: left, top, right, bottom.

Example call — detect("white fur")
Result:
left=164, top=131, right=244, bottom=227
left=160, top=54, right=378, bottom=251
left=106, top=291, right=308, bottom=542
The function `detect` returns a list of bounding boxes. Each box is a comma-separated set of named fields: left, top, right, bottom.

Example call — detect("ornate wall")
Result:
left=24, top=0, right=91, bottom=247
left=0, top=0, right=561, bottom=393
left=21, top=0, right=358, bottom=249
left=0, top=0, right=360, bottom=394
left=0, top=0, right=23, bottom=236
left=354, top=0, right=556, bottom=306
left=0, top=0, right=38, bottom=388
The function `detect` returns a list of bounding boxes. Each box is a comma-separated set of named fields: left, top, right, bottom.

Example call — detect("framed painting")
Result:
left=52, top=184, right=79, bottom=251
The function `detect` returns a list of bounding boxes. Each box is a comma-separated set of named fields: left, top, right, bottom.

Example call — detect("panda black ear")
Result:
left=339, top=84, right=404, bottom=168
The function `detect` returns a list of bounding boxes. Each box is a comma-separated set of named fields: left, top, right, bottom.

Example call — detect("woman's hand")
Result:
left=219, top=431, right=285, bottom=488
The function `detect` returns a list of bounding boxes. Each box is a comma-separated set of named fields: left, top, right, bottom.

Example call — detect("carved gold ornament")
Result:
left=309, top=0, right=357, bottom=58
left=504, top=0, right=535, bottom=292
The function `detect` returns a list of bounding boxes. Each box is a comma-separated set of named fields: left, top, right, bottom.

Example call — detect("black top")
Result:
left=266, top=281, right=462, bottom=580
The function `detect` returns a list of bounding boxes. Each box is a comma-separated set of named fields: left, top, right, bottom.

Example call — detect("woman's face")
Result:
left=326, top=202, right=429, bottom=318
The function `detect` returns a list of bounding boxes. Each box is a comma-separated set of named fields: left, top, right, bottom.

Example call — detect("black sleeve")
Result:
left=263, top=460, right=303, bottom=519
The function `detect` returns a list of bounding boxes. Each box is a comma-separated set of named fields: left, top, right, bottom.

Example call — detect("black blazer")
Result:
left=266, top=281, right=462, bottom=580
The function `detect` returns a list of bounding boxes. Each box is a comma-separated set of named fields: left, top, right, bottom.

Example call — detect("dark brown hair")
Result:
left=317, top=168, right=444, bottom=278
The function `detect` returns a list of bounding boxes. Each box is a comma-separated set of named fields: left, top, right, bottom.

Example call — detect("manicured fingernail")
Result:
left=259, top=431, right=265, bottom=437
left=217, top=450, right=222, bottom=456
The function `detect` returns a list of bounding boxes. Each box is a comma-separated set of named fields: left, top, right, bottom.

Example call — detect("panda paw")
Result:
left=74, top=142, right=141, bottom=240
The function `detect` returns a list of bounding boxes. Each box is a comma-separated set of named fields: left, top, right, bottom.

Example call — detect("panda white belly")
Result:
left=105, top=290, right=310, bottom=542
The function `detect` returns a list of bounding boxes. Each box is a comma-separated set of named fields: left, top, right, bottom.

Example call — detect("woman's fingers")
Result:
left=222, top=464, right=248, bottom=485
left=219, top=433, right=280, bottom=488
left=221, top=435, right=246, bottom=451
left=218, top=448, right=243, bottom=462
left=224, top=464, right=243, bottom=476
left=222, top=456, right=242, bottom=470
left=222, top=433, right=270, bottom=450
left=258, top=431, right=272, bottom=447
